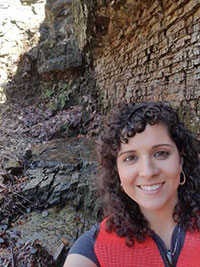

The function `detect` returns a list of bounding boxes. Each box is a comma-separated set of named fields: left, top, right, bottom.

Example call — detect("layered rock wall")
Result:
left=1, top=0, right=200, bottom=132
left=74, top=0, right=200, bottom=132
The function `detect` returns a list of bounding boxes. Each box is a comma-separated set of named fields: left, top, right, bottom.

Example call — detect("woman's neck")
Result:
left=147, top=212, right=176, bottom=250
left=140, top=201, right=177, bottom=250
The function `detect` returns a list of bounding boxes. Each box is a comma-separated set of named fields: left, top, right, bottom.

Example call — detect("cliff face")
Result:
left=1, top=0, right=90, bottom=104
left=1, top=0, right=200, bottom=133
left=73, top=0, right=200, bottom=133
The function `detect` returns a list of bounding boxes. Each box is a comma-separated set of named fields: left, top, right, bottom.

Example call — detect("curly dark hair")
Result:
left=97, top=101, right=200, bottom=246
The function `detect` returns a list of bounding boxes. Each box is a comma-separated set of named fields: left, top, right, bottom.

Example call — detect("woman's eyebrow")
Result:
left=118, top=150, right=136, bottom=156
left=152, top=144, right=173, bottom=148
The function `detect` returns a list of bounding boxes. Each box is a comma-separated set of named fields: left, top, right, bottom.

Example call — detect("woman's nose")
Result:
left=139, top=157, right=159, bottom=178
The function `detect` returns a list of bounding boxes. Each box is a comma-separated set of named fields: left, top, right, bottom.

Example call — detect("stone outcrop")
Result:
left=1, top=0, right=90, bottom=104
left=73, top=0, right=200, bottom=134
left=37, top=0, right=82, bottom=74
left=23, top=138, right=100, bottom=216
left=11, top=137, right=101, bottom=256
left=2, top=0, right=199, bottom=135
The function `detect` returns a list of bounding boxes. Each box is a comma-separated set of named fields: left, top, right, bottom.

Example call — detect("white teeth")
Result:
left=140, top=184, right=162, bottom=191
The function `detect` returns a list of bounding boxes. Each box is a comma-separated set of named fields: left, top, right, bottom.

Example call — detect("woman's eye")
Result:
left=123, top=155, right=137, bottom=162
left=154, top=151, right=170, bottom=159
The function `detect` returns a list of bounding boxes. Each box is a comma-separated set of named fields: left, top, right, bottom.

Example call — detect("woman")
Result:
left=64, top=101, right=200, bottom=267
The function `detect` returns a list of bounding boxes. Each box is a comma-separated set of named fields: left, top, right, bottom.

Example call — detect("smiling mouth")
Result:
left=138, top=182, right=164, bottom=192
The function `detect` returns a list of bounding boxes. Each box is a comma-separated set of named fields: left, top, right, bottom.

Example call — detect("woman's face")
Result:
left=117, top=123, right=182, bottom=214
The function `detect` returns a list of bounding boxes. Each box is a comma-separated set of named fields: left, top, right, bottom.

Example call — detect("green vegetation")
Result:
left=42, top=83, right=74, bottom=111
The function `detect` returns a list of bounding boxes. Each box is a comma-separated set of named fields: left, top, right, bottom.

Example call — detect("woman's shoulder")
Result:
left=68, top=224, right=100, bottom=266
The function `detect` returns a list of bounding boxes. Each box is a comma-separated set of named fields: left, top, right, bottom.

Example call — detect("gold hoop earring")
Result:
left=180, top=171, right=186, bottom=185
